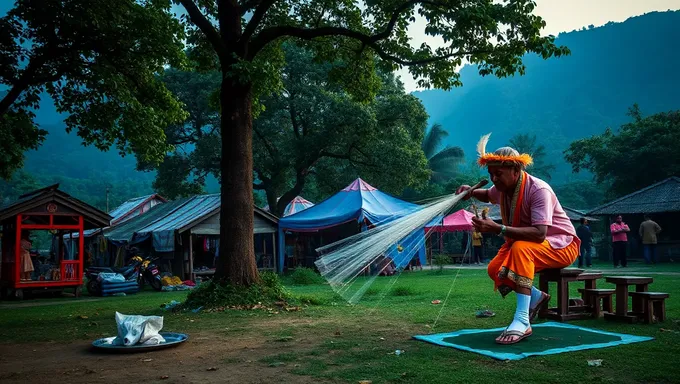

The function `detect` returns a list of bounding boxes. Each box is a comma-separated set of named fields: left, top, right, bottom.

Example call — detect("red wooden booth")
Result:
left=0, top=185, right=111, bottom=299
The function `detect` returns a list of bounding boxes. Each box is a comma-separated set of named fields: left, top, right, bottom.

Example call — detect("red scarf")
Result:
left=499, top=171, right=527, bottom=244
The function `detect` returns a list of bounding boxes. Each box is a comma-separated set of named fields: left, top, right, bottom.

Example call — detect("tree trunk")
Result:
left=214, top=76, right=260, bottom=286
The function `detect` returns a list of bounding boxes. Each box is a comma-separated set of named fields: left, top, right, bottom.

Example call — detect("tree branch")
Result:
left=248, top=0, right=446, bottom=60
left=253, top=126, right=277, bottom=158
left=178, top=0, right=227, bottom=58
left=289, top=103, right=301, bottom=139
left=241, top=0, right=278, bottom=43
left=0, top=54, right=49, bottom=115
left=240, top=0, right=261, bottom=15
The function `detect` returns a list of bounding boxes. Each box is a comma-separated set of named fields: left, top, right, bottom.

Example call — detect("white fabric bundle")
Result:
left=111, top=312, right=166, bottom=346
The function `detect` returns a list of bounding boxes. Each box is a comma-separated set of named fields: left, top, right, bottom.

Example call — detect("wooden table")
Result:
left=604, top=275, right=654, bottom=323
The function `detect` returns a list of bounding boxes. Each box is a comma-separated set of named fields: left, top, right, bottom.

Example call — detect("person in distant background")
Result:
left=610, top=215, right=630, bottom=268
left=472, top=229, right=483, bottom=265
left=20, top=231, right=34, bottom=281
left=576, top=218, right=593, bottom=268
left=639, top=214, right=662, bottom=264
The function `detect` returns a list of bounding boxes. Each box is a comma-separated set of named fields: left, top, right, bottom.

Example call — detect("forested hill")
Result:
left=414, top=10, right=680, bottom=184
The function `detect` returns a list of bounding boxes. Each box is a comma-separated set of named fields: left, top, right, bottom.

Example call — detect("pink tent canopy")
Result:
left=426, top=209, right=475, bottom=232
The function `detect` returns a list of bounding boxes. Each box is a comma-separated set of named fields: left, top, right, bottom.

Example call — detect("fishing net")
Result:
left=314, top=191, right=470, bottom=304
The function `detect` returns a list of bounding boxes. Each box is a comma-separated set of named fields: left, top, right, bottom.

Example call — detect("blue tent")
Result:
left=277, top=178, right=427, bottom=272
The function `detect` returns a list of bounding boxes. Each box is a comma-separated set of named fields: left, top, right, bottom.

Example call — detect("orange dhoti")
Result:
left=487, top=240, right=579, bottom=297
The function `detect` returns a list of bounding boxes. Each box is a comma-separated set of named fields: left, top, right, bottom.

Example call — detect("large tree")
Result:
left=0, top=1, right=187, bottom=179
left=508, top=133, right=555, bottom=181
left=148, top=47, right=430, bottom=216
left=176, top=0, right=569, bottom=286
left=564, top=104, right=680, bottom=198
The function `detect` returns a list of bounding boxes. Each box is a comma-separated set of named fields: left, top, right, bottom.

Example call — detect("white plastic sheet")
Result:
left=111, top=312, right=166, bottom=346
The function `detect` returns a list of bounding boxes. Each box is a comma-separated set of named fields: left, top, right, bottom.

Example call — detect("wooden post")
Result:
left=15, top=214, right=22, bottom=284
left=188, top=233, right=194, bottom=282
left=272, top=232, right=277, bottom=273
left=78, top=216, right=84, bottom=283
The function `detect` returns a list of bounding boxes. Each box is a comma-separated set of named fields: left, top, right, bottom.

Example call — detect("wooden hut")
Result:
left=587, top=177, right=680, bottom=261
left=0, top=185, right=111, bottom=299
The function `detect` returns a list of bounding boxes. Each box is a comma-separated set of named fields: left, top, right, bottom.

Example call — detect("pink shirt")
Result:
left=610, top=223, right=629, bottom=242
left=487, top=174, right=578, bottom=250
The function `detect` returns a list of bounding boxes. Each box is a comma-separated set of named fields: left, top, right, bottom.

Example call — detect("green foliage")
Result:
left=183, top=271, right=289, bottom=310
left=255, top=45, right=431, bottom=214
left=564, top=105, right=680, bottom=199
left=508, top=133, right=556, bottom=181
left=289, top=267, right=325, bottom=285
left=434, top=254, right=450, bottom=272
left=422, top=123, right=465, bottom=183
left=0, top=0, right=188, bottom=180
left=0, top=170, right=40, bottom=206
left=553, top=179, right=607, bottom=210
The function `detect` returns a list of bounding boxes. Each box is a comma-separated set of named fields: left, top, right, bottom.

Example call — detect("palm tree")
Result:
left=508, top=133, right=556, bottom=181
left=422, top=123, right=464, bottom=183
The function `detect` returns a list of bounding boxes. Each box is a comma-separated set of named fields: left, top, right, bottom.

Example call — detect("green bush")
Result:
left=296, top=294, right=327, bottom=306
left=183, top=271, right=289, bottom=310
left=434, top=254, right=450, bottom=272
left=290, top=267, right=325, bottom=285
left=391, top=286, right=418, bottom=296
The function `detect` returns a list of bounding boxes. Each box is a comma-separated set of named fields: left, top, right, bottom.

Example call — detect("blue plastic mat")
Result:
left=91, top=332, right=188, bottom=353
left=413, top=322, right=653, bottom=361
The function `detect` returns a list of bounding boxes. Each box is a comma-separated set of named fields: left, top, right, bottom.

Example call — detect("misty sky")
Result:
left=398, top=0, right=680, bottom=91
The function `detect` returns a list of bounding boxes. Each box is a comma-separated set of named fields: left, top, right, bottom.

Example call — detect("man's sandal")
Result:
left=495, top=328, right=533, bottom=345
left=529, top=292, right=551, bottom=323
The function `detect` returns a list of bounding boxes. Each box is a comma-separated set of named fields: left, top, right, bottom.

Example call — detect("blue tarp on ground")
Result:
left=277, top=178, right=426, bottom=272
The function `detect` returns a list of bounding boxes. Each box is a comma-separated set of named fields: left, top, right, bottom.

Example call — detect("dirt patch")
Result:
left=0, top=331, right=338, bottom=384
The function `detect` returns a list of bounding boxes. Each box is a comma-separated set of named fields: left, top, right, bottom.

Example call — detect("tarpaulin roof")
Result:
left=279, top=178, right=421, bottom=231
left=264, top=196, right=315, bottom=217
left=426, top=209, right=475, bottom=232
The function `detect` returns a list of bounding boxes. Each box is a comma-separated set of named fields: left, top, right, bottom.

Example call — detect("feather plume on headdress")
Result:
left=476, top=133, right=491, bottom=158
left=476, top=132, right=533, bottom=168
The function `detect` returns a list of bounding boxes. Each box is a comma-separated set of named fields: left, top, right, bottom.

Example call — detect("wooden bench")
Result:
left=629, top=292, right=670, bottom=324
left=576, top=272, right=603, bottom=307
left=539, top=268, right=592, bottom=321
left=579, top=288, right=615, bottom=318
left=604, top=276, right=654, bottom=323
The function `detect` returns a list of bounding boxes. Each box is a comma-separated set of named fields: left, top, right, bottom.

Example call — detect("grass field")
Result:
left=0, top=261, right=678, bottom=383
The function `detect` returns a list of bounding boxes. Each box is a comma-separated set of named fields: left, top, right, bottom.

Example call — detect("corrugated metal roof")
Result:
left=588, top=177, right=680, bottom=216
left=136, top=194, right=220, bottom=235
left=104, top=198, right=191, bottom=241
left=108, top=194, right=154, bottom=219
left=563, top=207, right=599, bottom=222
left=103, top=194, right=278, bottom=243
left=66, top=194, right=167, bottom=238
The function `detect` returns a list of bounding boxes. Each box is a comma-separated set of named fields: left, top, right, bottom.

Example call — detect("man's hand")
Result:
left=456, top=185, right=472, bottom=200
left=472, top=217, right=501, bottom=234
